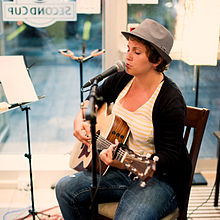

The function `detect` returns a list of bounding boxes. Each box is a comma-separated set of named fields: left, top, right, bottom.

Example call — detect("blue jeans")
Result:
left=55, top=168, right=177, bottom=220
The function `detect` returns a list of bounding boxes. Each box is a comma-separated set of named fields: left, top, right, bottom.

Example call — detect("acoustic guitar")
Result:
left=69, top=103, right=158, bottom=185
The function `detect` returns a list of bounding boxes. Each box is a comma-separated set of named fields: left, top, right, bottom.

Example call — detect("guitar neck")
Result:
left=113, top=143, right=127, bottom=161
left=112, top=144, right=156, bottom=183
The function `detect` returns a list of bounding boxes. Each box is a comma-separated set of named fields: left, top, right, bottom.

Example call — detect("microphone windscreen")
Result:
left=115, top=60, right=125, bottom=72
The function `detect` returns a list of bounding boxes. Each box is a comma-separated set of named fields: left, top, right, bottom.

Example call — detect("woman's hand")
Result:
left=73, top=101, right=91, bottom=147
left=100, top=139, right=125, bottom=169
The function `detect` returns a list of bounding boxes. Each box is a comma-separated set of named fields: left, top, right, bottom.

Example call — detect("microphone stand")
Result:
left=85, top=79, right=99, bottom=220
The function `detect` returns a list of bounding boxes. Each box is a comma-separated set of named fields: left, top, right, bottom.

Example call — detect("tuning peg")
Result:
left=146, top=153, right=151, bottom=159
left=146, top=160, right=150, bottom=165
left=153, top=156, right=159, bottom=162
left=133, top=176, right=139, bottom=181
left=140, top=181, right=146, bottom=188
left=131, top=167, right=137, bottom=172
left=139, top=173, right=144, bottom=177
left=125, top=163, right=131, bottom=168
left=130, top=153, right=135, bottom=158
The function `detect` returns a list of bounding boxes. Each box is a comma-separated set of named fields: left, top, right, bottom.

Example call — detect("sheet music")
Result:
left=0, top=56, right=38, bottom=104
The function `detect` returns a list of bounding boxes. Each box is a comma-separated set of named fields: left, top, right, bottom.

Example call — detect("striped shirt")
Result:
left=112, top=78, right=163, bottom=155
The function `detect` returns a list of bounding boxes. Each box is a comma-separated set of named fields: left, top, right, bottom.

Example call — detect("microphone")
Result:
left=82, top=60, right=125, bottom=88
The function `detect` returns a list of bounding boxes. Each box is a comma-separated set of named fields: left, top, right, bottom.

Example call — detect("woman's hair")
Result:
left=130, top=36, right=168, bottom=72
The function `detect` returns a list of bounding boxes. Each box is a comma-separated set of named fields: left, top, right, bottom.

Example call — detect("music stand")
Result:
left=0, top=55, right=48, bottom=219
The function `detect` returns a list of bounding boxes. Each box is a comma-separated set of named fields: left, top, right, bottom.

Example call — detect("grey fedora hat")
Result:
left=122, top=19, right=174, bottom=64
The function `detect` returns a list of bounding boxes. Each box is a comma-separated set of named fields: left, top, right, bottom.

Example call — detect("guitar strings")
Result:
left=96, top=135, right=126, bottom=154
left=96, top=135, right=143, bottom=162
left=96, top=139, right=110, bottom=147
left=97, top=135, right=111, bottom=146
left=95, top=134, right=130, bottom=161
left=115, top=149, right=126, bottom=161
left=96, top=135, right=111, bottom=149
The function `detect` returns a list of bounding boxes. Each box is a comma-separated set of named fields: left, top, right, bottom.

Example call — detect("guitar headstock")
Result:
left=120, top=149, right=159, bottom=187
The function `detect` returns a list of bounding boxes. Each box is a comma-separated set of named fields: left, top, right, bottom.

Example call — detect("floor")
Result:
left=0, top=154, right=73, bottom=220
left=0, top=188, right=61, bottom=220
left=187, top=171, right=220, bottom=219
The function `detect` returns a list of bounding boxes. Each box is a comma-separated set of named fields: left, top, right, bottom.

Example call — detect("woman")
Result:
left=56, top=18, right=192, bottom=220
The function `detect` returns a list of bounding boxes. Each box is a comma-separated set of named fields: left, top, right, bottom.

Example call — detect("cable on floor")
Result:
left=187, top=181, right=216, bottom=219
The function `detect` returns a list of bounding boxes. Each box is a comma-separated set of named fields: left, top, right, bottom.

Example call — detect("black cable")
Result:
left=187, top=180, right=216, bottom=219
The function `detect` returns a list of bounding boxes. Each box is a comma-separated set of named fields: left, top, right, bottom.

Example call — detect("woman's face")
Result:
left=125, top=38, right=155, bottom=76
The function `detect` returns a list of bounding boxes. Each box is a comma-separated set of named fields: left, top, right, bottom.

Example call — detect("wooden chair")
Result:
left=98, top=106, right=210, bottom=220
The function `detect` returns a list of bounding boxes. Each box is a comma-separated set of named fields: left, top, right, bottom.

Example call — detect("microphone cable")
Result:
left=187, top=180, right=216, bottom=219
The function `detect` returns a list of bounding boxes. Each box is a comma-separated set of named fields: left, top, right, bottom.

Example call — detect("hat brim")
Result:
left=121, top=31, right=172, bottom=64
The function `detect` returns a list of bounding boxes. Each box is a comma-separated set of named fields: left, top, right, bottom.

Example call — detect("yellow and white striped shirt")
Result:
left=112, top=78, right=163, bottom=155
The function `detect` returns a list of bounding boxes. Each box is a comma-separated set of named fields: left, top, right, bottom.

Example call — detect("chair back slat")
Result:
left=185, top=106, right=210, bottom=185
left=183, top=126, right=191, bottom=146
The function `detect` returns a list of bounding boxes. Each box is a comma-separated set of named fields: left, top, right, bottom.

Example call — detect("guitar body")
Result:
left=69, top=103, right=130, bottom=174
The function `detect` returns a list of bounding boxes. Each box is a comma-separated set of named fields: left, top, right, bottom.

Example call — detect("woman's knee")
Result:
left=55, top=176, right=70, bottom=200
left=55, top=173, right=91, bottom=201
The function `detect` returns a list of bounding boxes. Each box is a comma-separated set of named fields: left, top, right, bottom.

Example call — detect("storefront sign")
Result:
left=2, top=0, right=77, bottom=28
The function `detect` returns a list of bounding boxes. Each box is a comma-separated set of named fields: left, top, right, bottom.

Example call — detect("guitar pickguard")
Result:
left=78, top=144, right=90, bottom=159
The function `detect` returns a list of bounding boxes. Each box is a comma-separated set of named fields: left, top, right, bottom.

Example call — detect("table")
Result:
left=214, top=131, right=220, bottom=206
